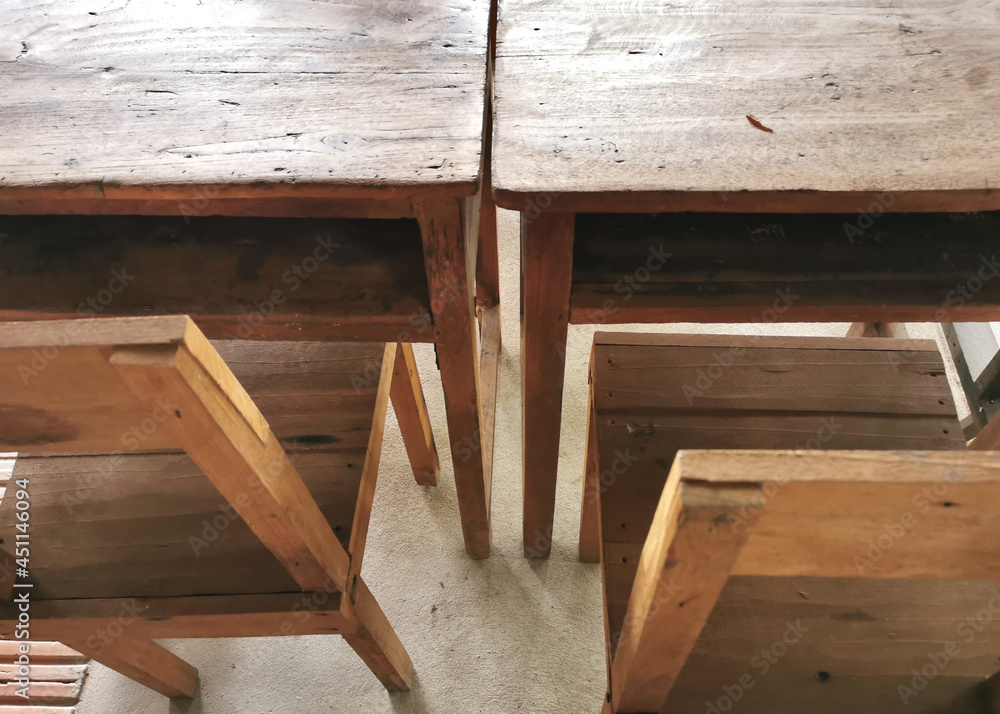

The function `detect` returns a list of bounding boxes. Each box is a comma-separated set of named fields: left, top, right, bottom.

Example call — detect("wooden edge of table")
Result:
left=0, top=180, right=478, bottom=204
left=492, top=188, right=1000, bottom=214
left=591, top=331, right=941, bottom=352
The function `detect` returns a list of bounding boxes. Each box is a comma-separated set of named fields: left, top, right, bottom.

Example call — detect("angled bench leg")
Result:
left=60, top=635, right=197, bottom=699
left=521, top=211, right=575, bottom=558
left=390, top=343, right=441, bottom=486
left=609, top=471, right=762, bottom=713
left=417, top=197, right=491, bottom=558
left=343, top=577, right=414, bottom=692
left=579, top=356, right=601, bottom=563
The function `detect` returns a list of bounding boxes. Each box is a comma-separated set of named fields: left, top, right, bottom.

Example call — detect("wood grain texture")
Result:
left=591, top=335, right=963, bottom=666
left=521, top=211, right=575, bottom=557
left=0, top=215, right=432, bottom=342
left=609, top=466, right=758, bottom=713
left=614, top=451, right=1000, bottom=713
left=418, top=197, right=491, bottom=558
left=0, top=592, right=348, bottom=639
left=493, top=0, right=1000, bottom=212
left=59, top=636, right=197, bottom=699
left=571, top=211, right=1000, bottom=324
left=0, top=0, right=489, bottom=198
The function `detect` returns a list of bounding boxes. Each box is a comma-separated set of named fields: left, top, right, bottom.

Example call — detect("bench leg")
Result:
left=390, top=343, right=441, bottom=486
left=343, top=578, right=414, bottom=692
left=521, top=211, right=575, bottom=558
left=417, top=197, right=491, bottom=559
left=579, top=358, right=601, bottom=563
left=60, top=635, right=197, bottom=699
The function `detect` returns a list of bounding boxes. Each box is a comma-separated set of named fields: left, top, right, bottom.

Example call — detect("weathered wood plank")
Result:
left=0, top=0, right=489, bottom=197
left=0, top=215, right=431, bottom=342
left=494, top=0, right=1000, bottom=212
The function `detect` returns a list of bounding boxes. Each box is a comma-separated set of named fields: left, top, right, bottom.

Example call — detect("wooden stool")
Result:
left=584, top=334, right=983, bottom=711
left=0, top=0, right=498, bottom=559
left=0, top=316, right=413, bottom=697
left=493, top=0, right=1000, bottom=557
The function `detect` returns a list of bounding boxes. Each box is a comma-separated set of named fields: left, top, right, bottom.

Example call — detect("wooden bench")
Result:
left=605, top=450, right=1000, bottom=714
left=493, top=0, right=1000, bottom=557
left=0, top=0, right=498, bottom=558
left=583, top=333, right=988, bottom=711
left=0, top=316, right=413, bottom=697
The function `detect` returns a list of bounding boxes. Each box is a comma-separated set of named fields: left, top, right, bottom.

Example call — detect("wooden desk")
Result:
left=584, top=334, right=978, bottom=713
left=492, top=0, right=1000, bottom=556
left=0, top=0, right=498, bottom=557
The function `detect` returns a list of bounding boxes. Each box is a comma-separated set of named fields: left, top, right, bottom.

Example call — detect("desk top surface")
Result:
left=493, top=0, right=1000, bottom=211
left=0, top=0, right=489, bottom=201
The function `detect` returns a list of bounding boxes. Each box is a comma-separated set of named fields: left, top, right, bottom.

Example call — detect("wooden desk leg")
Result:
left=343, top=577, right=414, bottom=691
left=60, top=635, right=198, bottom=699
left=579, top=354, right=601, bottom=563
left=390, top=343, right=441, bottom=486
left=521, top=211, right=575, bottom=558
left=416, top=197, right=491, bottom=559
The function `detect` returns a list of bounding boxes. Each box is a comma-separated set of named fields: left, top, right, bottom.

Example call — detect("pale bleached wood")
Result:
left=493, top=0, right=1000, bottom=212
left=390, top=344, right=440, bottom=486
left=0, top=0, right=489, bottom=199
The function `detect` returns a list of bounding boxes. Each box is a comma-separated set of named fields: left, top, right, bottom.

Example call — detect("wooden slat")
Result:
left=493, top=0, right=1000, bottom=212
left=0, top=592, right=349, bottom=640
left=0, top=665, right=86, bottom=684
left=0, top=682, right=80, bottom=706
left=571, top=211, right=1000, bottom=323
left=0, top=215, right=431, bottom=342
left=390, top=344, right=440, bottom=486
left=679, top=450, right=1000, bottom=580
left=0, top=0, right=488, bottom=198
left=0, top=643, right=85, bottom=666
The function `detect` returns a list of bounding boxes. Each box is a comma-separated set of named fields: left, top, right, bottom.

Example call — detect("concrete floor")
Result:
left=56, top=209, right=967, bottom=713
